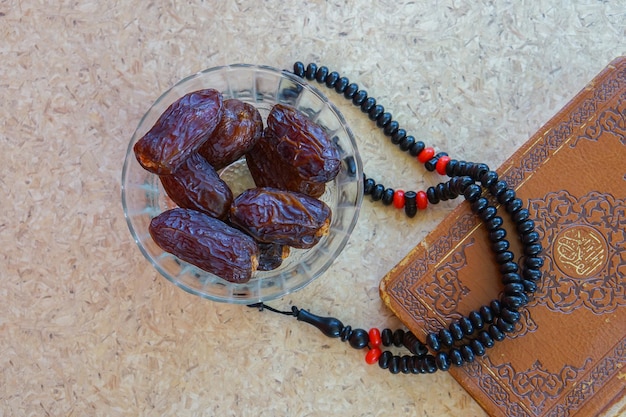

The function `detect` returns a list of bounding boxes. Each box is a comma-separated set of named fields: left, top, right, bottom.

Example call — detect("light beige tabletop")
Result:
left=2, top=2, right=625, bottom=416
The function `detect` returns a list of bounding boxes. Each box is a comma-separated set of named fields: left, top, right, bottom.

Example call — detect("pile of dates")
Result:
left=134, top=89, right=341, bottom=283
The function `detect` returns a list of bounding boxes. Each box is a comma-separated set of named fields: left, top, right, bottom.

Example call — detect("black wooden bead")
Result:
left=496, top=250, right=515, bottom=264
left=496, top=317, right=516, bottom=333
left=371, top=184, right=385, bottom=201
left=305, top=63, right=317, bottom=80
left=480, top=206, right=497, bottom=221
left=426, top=332, right=441, bottom=352
left=389, top=355, right=400, bottom=374
left=521, top=231, right=540, bottom=245
left=507, top=290, right=529, bottom=306
left=480, top=171, right=498, bottom=188
left=345, top=155, right=357, bottom=177
left=438, top=328, right=454, bottom=347
left=471, top=197, right=489, bottom=214
left=314, top=65, right=329, bottom=83
left=352, top=90, right=368, bottom=106
left=506, top=198, right=524, bottom=214
left=343, top=83, right=359, bottom=98
left=398, top=135, right=415, bottom=152
left=492, top=240, right=510, bottom=254
left=376, top=112, right=392, bottom=128
left=449, top=321, right=464, bottom=341
left=522, top=279, right=538, bottom=293
left=472, top=163, right=490, bottom=181
left=424, top=152, right=448, bottom=172
left=340, top=325, right=352, bottom=342
left=381, top=188, right=395, bottom=205
left=383, top=120, right=399, bottom=136
left=400, top=355, right=411, bottom=374
left=436, top=352, right=451, bottom=371
left=449, top=348, right=463, bottom=366
left=497, top=189, right=516, bottom=205
left=293, top=61, right=306, bottom=77
left=378, top=350, right=393, bottom=369
left=416, top=358, right=427, bottom=374
left=381, top=328, right=393, bottom=346
left=368, top=104, right=385, bottom=121
left=489, top=180, right=508, bottom=198
left=445, top=159, right=458, bottom=176
left=325, top=71, right=340, bottom=88
left=500, top=308, right=521, bottom=324
left=459, top=317, right=474, bottom=336
left=403, top=332, right=428, bottom=356
left=488, top=323, right=506, bottom=341
left=460, top=345, right=475, bottom=363
left=524, top=243, right=543, bottom=257
left=426, top=186, right=439, bottom=204
left=363, top=177, right=375, bottom=194
left=489, top=228, right=507, bottom=242
left=424, top=355, right=437, bottom=373
left=478, top=330, right=495, bottom=348
left=504, top=282, right=525, bottom=295
left=514, top=209, right=531, bottom=224
left=525, top=256, right=544, bottom=270
left=490, top=300, right=502, bottom=317
left=391, top=128, right=407, bottom=145
left=486, top=216, right=504, bottom=231
left=452, top=160, right=466, bottom=177
left=502, top=272, right=522, bottom=285
left=500, top=261, right=519, bottom=274
left=404, top=191, right=417, bottom=218
left=470, top=339, right=486, bottom=356
left=408, top=356, right=420, bottom=374
left=392, top=329, right=405, bottom=347
left=361, top=97, right=376, bottom=113
left=349, top=328, right=369, bottom=349
left=463, top=184, right=482, bottom=203
left=469, top=311, right=484, bottom=330
left=334, top=76, right=349, bottom=93
left=409, top=140, right=426, bottom=157
left=435, top=183, right=448, bottom=201
left=480, top=305, right=494, bottom=323
left=523, top=268, right=542, bottom=281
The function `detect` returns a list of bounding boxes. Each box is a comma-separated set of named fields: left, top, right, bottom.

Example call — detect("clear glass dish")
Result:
left=121, top=64, right=363, bottom=304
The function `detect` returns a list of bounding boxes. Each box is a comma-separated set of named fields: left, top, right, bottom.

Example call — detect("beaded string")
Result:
left=247, top=62, right=543, bottom=374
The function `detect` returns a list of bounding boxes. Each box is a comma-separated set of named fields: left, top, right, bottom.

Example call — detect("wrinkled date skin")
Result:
left=134, top=89, right=223, bottom=175
left=198, top=99, right=263, bottom=171
left=266, top=104, right=341, bottom=183
left=257, top=242, right=290, bottom=271
left=246, top=131, right=326, bottom=197
left=159, top=153, right=233, bottom=219
left=230, top=187, right=331, bottom=249
left=149, top=208, right=258, bottom=283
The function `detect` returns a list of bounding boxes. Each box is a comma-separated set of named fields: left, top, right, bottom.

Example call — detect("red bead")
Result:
left=393, top=190, right=405, bottom=209
left=365, top=347, right=382, bottom=365
left=436, top=155, right=451, bottom=175
left=369, top=328, right=382, bottom=348
left=417, top=147, right=435, bottom=163
left=416, top=190, right=428, bottom=210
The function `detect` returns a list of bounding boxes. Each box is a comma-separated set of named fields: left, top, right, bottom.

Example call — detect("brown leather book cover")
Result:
left=380, top=57, right=626, bottom=417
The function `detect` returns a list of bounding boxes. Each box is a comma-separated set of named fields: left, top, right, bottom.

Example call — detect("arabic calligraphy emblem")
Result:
left=554, top=225, right=607, bottom=279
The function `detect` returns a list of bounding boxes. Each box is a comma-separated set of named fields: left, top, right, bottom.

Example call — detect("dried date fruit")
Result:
left=229, top=187, right=331, bottom=249
left=266, top=103, right=341, bottom=183
left=159, top=152, right=233, bottom=219
left=134, top=89, right=223, bottom=175
left=246, top=131, right=326, bottom=197
left=257, top=242, right=290, bottom=271
left=149, top=208, right=258, bottom=283
left=198, top=99, right=263, bottom=170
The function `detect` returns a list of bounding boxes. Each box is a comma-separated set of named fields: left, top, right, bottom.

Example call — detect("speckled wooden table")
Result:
left=2, top=1, right=625, bottom=416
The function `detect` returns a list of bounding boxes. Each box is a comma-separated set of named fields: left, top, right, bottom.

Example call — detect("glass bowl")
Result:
left=121, top=64, right=363, bottom=304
